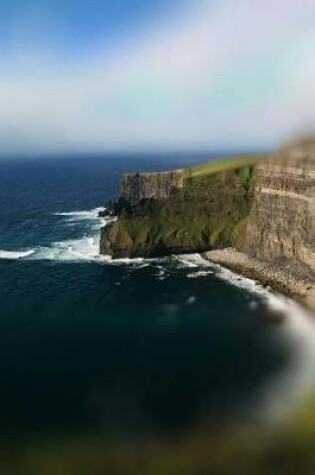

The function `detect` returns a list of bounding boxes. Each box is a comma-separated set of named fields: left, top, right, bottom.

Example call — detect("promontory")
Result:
left=100, top=139, right=315, bottom=309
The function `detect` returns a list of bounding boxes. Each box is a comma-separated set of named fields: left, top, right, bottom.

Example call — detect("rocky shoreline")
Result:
left=203, top=248, right=315, bottom=311
left=202, top=248, right=315, bottom=310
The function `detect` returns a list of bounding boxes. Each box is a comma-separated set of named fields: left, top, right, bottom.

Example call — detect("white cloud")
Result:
left=0, top=0, right=314, bottom=156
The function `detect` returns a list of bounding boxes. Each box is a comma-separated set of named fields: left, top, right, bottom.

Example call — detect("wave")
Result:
left=0, top=249, right=35, bottom=260
left=32, top=237, right=101, bottom=262
left=214, top=265, right=269, bottom=298
left=179, top=253, right=270, bottom=299
left=29, top=206, right=148, bottom=264
left=187, top=270, right=214, bottom=278
left=174, top=254, right=201, bottom=268
left=26, top=207, right=117, bottom=263
left=31, top=241, right=151, bottom=265
left=54, top=207, right=113, bottom=229
left=54, top=207, right=105, bottom=219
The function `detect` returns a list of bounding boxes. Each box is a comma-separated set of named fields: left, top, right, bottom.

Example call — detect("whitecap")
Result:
left=174, top=254, right=202, bottom=268
left=215, top=265, right=268, bottom=297
left=174, top=253, right=266, bottom=300
left=110, top=257, right=146, bottom=266
left=187, top=270, right=214, bottom=278
left=179, top=253, right=270, bottom=299
left=30, top=238, right=150, bottom=265
left=54, top=207, right=106, bottom=220
left=25, top=206, right=120, bottom=263
left=32, top=236, right=101, bottom=262
left=0, top=249, right=35, bottom=260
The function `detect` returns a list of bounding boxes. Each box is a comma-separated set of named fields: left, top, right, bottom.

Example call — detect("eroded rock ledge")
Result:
left=203, top=248, right=314, bottom=305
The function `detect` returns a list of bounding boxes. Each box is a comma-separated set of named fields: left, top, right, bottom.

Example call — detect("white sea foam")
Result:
left=216, top=265, right=269, bottom=298
left=0, top=249, right=35, bottom=260
left=178, top=253, right=269, bottom=299
left=187, top=270, right=214, bottom=278
left=32, top=237, right=101, bottom=262
left=118, top=259, right=150, bottom=267
left=253, top=297, right=315, bottom=423
left=31, top=239, right=147, bottom=265
left=54, top=207, right=106, bottom=219
left=28, top=207, right=118, bottom=263
left=174, top=254, right=202, bottom=268
left=30, top=206, right=149, bottom=265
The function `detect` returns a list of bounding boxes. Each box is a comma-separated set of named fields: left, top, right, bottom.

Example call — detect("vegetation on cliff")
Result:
left=190, top=155, right=258, bottom=177
left=101, top=156, right=258, bottom=258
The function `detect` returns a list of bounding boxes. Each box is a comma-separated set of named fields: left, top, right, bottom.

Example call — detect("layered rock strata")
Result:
left=120, top=170, right=187, bottom=204
left=237, top=140, right=315, bottom=274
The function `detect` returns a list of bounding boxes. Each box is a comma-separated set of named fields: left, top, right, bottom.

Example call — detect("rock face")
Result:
left=238, top=140, right=315, bottom=276
left=101, top=139, right=315, bottom=299
left=120, top=170, right=187, bottom=204
left=100, top=160, right=255, bottom=258
left=100, top=140, right=315, bottom=306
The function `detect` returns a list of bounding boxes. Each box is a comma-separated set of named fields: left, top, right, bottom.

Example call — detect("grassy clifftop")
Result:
left=101, top=156, right=259, bottom=258
left=190, top=155, right=258, bottom=177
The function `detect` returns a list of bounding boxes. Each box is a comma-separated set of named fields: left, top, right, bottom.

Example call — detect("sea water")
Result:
left=0, top=155, right=314, bottom=458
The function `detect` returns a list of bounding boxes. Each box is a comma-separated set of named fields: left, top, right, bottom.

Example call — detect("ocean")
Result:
left=1, top=155, right=314, bottom=472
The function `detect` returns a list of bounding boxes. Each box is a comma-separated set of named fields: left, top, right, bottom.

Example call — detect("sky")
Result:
left=0, top=0, right=314, bottom=157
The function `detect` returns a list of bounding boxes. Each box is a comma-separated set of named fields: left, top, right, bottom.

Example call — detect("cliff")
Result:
left=227, top=140, right=314, bottom=305
left=100, top=156, right=256, bottom=258
left=120, top=170, right=187, bottom=204
left=100, top=141, right=315, bottom=306
left=237, top=141, right=315, bottom=273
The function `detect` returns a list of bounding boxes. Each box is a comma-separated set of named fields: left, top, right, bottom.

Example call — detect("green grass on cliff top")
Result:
left=189, top=155, right=260, bottom=177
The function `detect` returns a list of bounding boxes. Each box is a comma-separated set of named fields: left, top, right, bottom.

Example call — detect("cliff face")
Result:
left=100, top=142, right=315, bottom=306
left=100, top=159, right=255, bottom=258
left=120, top=170, right=187, bottom=204
left=101, top=142, right=314, bottom=287
left=238, top=141, right=315, bottom=276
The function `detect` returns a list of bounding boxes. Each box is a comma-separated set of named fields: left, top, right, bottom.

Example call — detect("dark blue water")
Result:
left=0, top=155, right=290, bottom=444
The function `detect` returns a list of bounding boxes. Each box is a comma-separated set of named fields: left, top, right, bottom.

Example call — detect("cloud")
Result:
left=0, top=0, right=314, bottom=156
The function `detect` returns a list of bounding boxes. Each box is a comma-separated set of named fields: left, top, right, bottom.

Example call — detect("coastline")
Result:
left=202, top=248, right=315, bottom=312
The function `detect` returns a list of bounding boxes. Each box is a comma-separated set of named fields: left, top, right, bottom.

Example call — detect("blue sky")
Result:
left=0, top=0, right=181, bottom=57
left=0, top=0, right=314, bottom=157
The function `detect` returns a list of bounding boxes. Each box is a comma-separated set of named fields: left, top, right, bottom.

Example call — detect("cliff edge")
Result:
left=237, top=141, right=315, bottom=269
left=210, top=140, right=315, bottom=306
left=100, top=141, right=315, bottom=308
left=100, top=157, right=256, bottom=258
left=120, top=170, right=187, bottom=204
